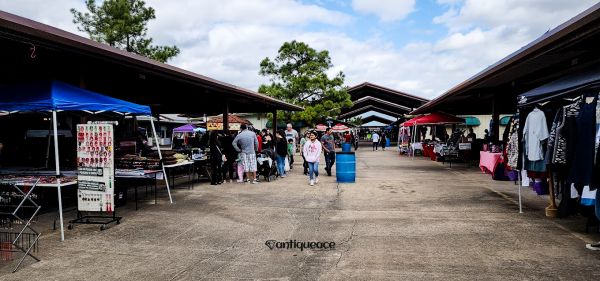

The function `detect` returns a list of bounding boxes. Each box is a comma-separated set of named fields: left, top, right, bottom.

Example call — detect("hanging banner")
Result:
left=76, top=124, right=114, bottom=212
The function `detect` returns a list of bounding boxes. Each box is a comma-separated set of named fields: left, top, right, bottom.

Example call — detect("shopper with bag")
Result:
left=275, top=130, right=288, bottom=178
left=303, top=131, right=322, bottom=186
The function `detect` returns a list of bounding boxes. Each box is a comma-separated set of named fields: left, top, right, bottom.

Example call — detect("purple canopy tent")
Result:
left=173, top=124, right=197, bottom=133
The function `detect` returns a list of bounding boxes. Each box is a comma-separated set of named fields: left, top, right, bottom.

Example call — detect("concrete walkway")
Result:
left=2, top=148, right=600, bottom=280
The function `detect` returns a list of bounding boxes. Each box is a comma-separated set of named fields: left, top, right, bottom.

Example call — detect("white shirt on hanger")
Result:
left=523, top=107, right=549, bottom=161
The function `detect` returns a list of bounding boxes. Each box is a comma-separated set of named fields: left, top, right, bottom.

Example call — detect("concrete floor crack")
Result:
left=334, top=219, right=357, bottom=268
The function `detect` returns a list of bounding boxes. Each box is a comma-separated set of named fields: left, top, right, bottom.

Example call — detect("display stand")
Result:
left=0, top=179, right=41, bottom=273
left=68, top=211, right=121, bottom=231
left=69, top=123, right=120, bottom=231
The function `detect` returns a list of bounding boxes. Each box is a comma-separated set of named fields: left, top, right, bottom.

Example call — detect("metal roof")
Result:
left=0, top=10, right=302, bottom=113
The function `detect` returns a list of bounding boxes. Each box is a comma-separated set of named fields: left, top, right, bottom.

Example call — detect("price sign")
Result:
left=76, top=124, right=114, bottom=212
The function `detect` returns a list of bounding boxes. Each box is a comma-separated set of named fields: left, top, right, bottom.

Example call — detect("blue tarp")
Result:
left=0, top=80, right=151, bottom=114
left=518, top=65, right=600, bottom=106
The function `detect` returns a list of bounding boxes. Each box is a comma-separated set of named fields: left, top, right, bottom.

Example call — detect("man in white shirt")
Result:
left=372, top=132, right=380, bottom=151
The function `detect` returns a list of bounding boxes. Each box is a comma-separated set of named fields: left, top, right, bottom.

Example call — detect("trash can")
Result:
left=336, top=151, right=355, bottom=183
left=342, top=143, right=352, bottom=152
left=386, top=138, right=390, bottom=147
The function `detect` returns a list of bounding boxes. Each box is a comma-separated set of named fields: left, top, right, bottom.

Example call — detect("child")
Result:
left=303, top=131, right=322, bottom=186
left=236, top=154, right=245, bottom=183
left=287, top=138, right=294, bottom=169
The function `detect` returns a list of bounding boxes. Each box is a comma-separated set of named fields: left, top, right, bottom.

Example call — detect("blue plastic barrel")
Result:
left=385, top=138, right=390, bottom=147
left=336, top=152, right=355, bottom=183
left=342, top=143, right=352, bottom=152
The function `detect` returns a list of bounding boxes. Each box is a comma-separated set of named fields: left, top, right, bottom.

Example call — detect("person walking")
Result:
left=287, top=138, right=295, bottom=168
left=371, top=131, right=380, bottom=151
left=303, top=131, right=322, bottom=186
left=352, top=132, right=359, bottom=151
left=321, top=127, right=336, bottom=176
left=221, top=131, right=237, bottom=183
left=285, top=123, right=299, bottom=154
left=209, top=131, right=223, bottom=185
left=299, top=131, right=309, bottom=175
left=232, top=124, right=259, bottom=184
left=380, top=133, right=387, bottom=151
left=275, top=130, right=288, bottom=178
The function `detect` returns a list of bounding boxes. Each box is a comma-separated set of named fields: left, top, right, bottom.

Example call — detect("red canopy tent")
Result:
left=400, top=112, right=464, bottom=159
left=331, top=123, right=350, bottom=132
left=401, top=112, right=465, bottom=126
left=315, top=124, right=327, bottom=132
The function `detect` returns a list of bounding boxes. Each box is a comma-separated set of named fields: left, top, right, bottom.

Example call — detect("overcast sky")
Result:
left=0, top=0, right=597, bottom=102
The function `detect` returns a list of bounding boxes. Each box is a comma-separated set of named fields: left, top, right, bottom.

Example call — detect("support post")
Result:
left=223, top=101, right=229, bottom=133
left=149, top=116, right=173, bottom=203
left=52, top=110, right=65, bottom=241
left=491, top=94, right=500, bottom=142
left=272, top=110, right=278, bottom=132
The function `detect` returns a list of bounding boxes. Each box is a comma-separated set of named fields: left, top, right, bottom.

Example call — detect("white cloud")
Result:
left=0, top=0, right=598, bottom=103
left=0, top=0, right=85, bottom=34
left=351, top=0, right=415, bottom=22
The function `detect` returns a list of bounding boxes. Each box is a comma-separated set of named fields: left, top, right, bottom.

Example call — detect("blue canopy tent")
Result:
left=518, top=65, right=600, bottom=106
left=0, top=80, right=172, bottom=241
left=0, top=80, right=151, bottom=114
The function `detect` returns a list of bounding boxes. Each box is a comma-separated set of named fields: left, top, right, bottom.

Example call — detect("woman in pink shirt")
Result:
left=303, top=130, right=322, bottom=186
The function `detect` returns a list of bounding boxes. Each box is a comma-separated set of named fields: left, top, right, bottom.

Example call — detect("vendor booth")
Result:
left=510, top=65, right=600, bottom=222
left=0, top=80, right=173, bottom=242
left=401, top=112, right=465, bottom=164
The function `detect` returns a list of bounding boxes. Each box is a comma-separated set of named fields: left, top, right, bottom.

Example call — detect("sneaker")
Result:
left=236, top=180, right=243, bottom=183
left=281, top=175, right=286, bottom=178
left=586, top=242, right=600, bottom=251
left=229, top=180, right=233, bottom=183
left=251, top=180, right=257, bottom=184
left=315, top=177, right=319, bottom=184
left=309, top=180, right=314, bottom=186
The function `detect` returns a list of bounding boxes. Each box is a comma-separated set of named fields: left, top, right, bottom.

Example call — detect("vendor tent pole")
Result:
left=150, top=117, right=173, bottom=204
left=52, top=110, right=65, bottom=241
left=45, top=118, right=53, bottom=168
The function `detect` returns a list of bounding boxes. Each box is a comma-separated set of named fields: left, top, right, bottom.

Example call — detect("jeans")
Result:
left=373, top=142, right=378, bottom=150
left=308, top=162, right=319, bottom=180
left=324, top=151, right=335, bottom=173
left=276, top=155, right=286, bottom=176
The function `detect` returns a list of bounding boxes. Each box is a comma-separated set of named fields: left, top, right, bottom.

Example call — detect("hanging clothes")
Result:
left=506, top=116, right=520, bottom=169
left=568, top=93, right=598, bottom=186
left=522, top=108, right=549, bottom=173
left=546, top=107, right=566, bottom=164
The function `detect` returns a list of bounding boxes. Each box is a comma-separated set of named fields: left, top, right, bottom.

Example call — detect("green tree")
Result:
left=259, top=40, right=352, bottom=125
left=71, top=0, right=179, bottom=63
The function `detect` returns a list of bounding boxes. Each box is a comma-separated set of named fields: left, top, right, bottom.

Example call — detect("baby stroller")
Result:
left=257, top=148, right=278, bottom=181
